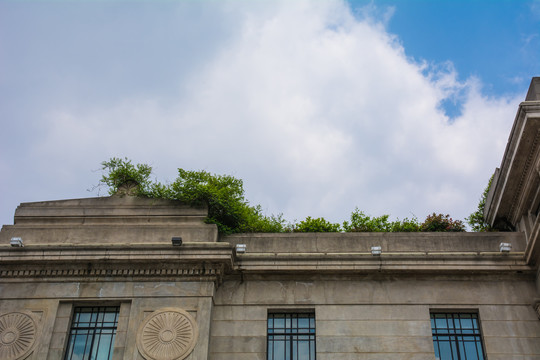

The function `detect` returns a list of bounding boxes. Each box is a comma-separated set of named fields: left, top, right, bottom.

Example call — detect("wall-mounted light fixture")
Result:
left=371, top=246, right=382, bottom=256
left=171, top=237, right=183, bottom=246
left=235, top=244, right=247, bottom=254
left=499, top=242, right=511, bottom=252
left=10, top=237, right=23, bottom=247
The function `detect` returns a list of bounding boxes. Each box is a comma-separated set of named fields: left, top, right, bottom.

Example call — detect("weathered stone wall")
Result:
left=0, top=196, right=218, bottom=245
left=209, top=275, right=540, bottom=360
left=0, top=280, right=216, bottom=360
left=224, top=232, right=528, bottom=253
left=1, top=196, right=539, bottom=359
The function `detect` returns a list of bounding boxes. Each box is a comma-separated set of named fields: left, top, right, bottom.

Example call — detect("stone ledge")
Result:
left=233, top=252, right=531, bottom=273
left=1, top=196, right=219, bottom=244
left=0, top=243, right=531, bottom=274
left=223, top=232, right=527, bottom=253
left=0, top=241, right=231, bottom=249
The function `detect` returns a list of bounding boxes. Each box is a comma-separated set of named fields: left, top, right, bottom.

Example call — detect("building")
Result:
left=1, top=78, right=539, bottom=360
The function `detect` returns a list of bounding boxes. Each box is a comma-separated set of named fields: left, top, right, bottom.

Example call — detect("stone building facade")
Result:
left=1, top=78, right=539, bottom=360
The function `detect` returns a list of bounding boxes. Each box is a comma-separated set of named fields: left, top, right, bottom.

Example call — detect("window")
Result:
left=431, top=312, right=486, bottom=360
left=64, top=306, right=119, bottom=360
left=267, top=312, right=316, bottom=360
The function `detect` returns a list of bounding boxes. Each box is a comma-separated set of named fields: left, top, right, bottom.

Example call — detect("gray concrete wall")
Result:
left=209, top=275, right=540, bottom=360
left=0, top=280, right=215, bottom=360
left=0, top=196, right=219, bottom=245
left=1, top=196, right=538, bottom=359
left=224, top=232, right=527, bottom=253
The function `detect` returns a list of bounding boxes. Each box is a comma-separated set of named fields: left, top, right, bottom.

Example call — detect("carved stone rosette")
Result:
left=137, top=307, right=199, bottom=360
left=0, top=312, right=38, bottom=360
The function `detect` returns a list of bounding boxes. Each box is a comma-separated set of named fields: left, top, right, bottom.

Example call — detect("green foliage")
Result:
left=152, top=169, right=288, bottom=234
left=343, top=209, right=390, bottom=232
left=163, top=169, right=247, bottom=234
left=420, top=213, right=465, bottom=232
left=292, top=216, right=341, bottom=232
left=239, top=207, right=288, bottom=233
left=466, top=175, right=493, bottom=232
left=389, top=217, right=421, bottom=232
left=100, top=158, right=285, bottom=235
left=342, top=208, right=420, bottom=232
left=99, top=158, right=469, bottom=235
left=100, top=157, right=152, bottom=195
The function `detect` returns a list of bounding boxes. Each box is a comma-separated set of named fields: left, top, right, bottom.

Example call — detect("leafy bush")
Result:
left=466, top=175, right=493, bottom=232
left=100, top=158, right=284, bottom=235
left=420, top=213, right=465, bottom=232
left=343, top=208, right=420, bottom=232
left=389, top=217, right=421, bottom=232
left=292, top=216, right=341, bottom=232
left=100, top=157, right=152, bottom=195
left=99, top=158, right=468, bottom=235
left=160, top=169, right=247, bottom=234
left=239, top=208, right=288, bottom=233
left=343, top=209, right=391, bottom=232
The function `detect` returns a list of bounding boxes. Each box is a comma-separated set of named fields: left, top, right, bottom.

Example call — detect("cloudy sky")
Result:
left=1, top=0, right=539, bottom=228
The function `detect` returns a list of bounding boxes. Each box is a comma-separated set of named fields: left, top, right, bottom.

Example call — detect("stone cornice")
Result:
left=0, top=243, right=233, bottom=283
left=485, top=101, right=540, bottom=229
left=0, top=242, right=232, bottom=261
left=508, top=127, right=540, bottom=225
left=0, top=242, right=533, bottom=280
left=0, top=264, right=226, bottom=282
left=233, top=251, right=532, bottom=274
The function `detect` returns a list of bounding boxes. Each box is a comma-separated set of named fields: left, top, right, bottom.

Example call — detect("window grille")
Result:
left=64, top=306, right=119, bottom=360
left=267, top=312, right=316, bottom=360
left=431, top=312, right=486, bottom=360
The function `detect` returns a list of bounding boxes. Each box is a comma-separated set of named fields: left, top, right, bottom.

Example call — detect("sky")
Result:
left=1, top=0, right=539, bottom=229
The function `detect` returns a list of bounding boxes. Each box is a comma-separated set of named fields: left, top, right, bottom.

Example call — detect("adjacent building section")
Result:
left=485, top=77, right=540, bottom=319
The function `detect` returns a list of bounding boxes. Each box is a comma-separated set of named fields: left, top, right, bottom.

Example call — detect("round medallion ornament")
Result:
left=0, top=312, right=38, bottom=360
left=137, top=307, right=198, bottom=360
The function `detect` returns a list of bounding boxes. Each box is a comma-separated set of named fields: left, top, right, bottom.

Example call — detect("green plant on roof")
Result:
left=342, top=208, right=420, bottom=232
left=292, top=216, right=341, bottom=232
left=466, top=175, right=493, bottom=232
left=99, top=158, right=474, bottom=234
left=100, top=157, right=286, bottom=235
left=100, top=157, right=152, bottom=196
left=420, top=213, right=465, bottom=232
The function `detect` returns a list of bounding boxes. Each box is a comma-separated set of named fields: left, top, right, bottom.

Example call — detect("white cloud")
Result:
left=0, top=0, right=519, bottom=227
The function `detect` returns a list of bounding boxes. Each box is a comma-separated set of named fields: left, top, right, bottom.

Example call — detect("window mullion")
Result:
left=430, top=312, right=485, bottom=360
left=65, top=306, right=119, bottom=360
left=268, top=312, right=315, bottom=360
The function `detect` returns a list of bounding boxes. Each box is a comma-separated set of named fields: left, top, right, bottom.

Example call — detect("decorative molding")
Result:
left=137, top=307, right=198, bottom=360
left=0, top=311, right=38, bottom=360
left=1, top=253, right=531, bottom=278
left=508, top=129, right=540, bottom=222
left=0, top=264, right=225, bottom=281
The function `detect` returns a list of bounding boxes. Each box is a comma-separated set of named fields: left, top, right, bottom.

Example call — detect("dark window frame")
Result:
left=267, top=312, right=316, bottom=360
left=63, top=306, right=120, bottom=360
left=430, top=311, right=486, bottom=360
